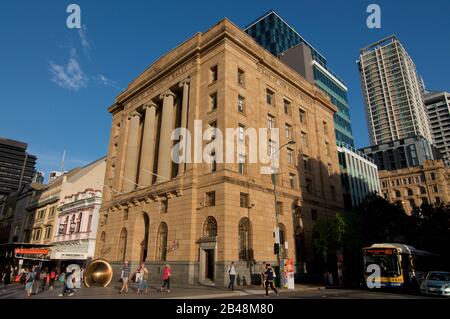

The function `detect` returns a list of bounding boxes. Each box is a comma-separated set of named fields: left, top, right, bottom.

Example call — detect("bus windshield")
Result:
left=364, top=251, right=401, bottom=277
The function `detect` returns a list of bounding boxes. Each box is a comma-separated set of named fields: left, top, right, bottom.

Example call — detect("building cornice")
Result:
left=110, top=19, right=336, bottom=115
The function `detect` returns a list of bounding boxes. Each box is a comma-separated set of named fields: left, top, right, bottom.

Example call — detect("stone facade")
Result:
left=379, top=160, right=450, bottom=215
left=97, top=19, right=344, bottom=287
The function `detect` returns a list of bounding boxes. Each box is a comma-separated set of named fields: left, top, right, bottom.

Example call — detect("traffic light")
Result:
left=274, top=243, right=279, bottom=254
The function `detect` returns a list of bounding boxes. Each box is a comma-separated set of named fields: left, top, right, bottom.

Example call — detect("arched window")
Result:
left=407, top=188, right=413, bottom=196
left=118, top=228, right=127, bottom=261
left=203, top=216, right=217, bottom=237
left=419, top=186, right=427, bottom=194
left=98, top=232, right=106, bottom=257
left=395, top=190, right=401, bottom=198
left=238, top=218, right=251, bottom=261
left=157, top=222, right=168, bottom=261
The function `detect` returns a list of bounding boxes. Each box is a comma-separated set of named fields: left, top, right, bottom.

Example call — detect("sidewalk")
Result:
left=0, top=282, right=325, bottom=299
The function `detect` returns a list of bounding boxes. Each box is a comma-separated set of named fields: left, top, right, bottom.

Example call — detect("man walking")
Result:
left=119, top=261, right=129, bottom=294
left=264, top=264, right=278, bottom=297
left=227, top=261, right=236, bottom=291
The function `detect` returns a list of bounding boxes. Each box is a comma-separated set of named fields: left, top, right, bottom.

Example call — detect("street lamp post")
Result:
left=272, top=140, right=296, bottom=287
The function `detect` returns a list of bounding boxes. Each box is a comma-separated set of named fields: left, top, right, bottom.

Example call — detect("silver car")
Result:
left=420, top=271, right=450, bottom=297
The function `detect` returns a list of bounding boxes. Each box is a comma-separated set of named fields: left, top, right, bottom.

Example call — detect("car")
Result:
left=420, top=271, right=450, bottom=297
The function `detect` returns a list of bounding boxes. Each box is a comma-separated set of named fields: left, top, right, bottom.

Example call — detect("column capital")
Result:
left=128, top=111, right=141, bottom=120
left=179, top=77, right=190, bottom=88
left=159, top=90, right=176, bottom=100
left=143, top=102, right=158, bottom=110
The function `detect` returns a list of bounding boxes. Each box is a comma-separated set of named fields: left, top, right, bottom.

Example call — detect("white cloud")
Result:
left=96, top=74, right=123, bottom=90
left=49, top=49, right=87, bottom=91
left=78, top=25, right=91, bottom=58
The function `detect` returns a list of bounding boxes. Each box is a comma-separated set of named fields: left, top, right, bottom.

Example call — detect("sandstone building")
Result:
left=97, top=19, right=344, bottom=286
left=379, top=160, right=450, bottom=215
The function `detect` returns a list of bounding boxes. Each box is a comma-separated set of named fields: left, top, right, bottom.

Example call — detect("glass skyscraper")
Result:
left=244, top=10, right=354, bottom=147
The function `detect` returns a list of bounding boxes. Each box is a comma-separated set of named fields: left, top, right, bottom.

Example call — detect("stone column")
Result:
left=122, top=111, right=141, bottom=192
left=138, top=103, right=157, bottom=186
left=156, top=90, right=176, bottom=182
left=178, top=78, right=190, bottom=175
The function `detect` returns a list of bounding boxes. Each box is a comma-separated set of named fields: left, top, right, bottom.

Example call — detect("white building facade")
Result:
left=337, top=143, right=381, bottom=208
left=51, top=189, right=102, bottom=265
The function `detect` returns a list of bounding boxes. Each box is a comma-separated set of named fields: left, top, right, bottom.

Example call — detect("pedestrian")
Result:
left=33, top=265, right=41, bottom=295
left=160, top=264, right=172, bottom=293
left=39, top=268, right=47, bottom=292
left=59, top=268, right=75, bottom=297
left=260, top=262, right=266, bottom=288
left=264, top=263, right=278, bottom=297
left=119, top=261, right=129, bottom=294
left=226, top=261, right=236, bottom=291
left=2, top=266, right=11, bottom=289
left=49, top=269, right=56, bottom=291
left=137, top=263, right=149, bottom=294
left=25, top=268, right=35, bottom=297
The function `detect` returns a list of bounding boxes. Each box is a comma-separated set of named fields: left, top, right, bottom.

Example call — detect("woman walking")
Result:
left=160, top=264, right=172, bottom=293
left=136, top=263, right=149, bottom=294
left=48, top=269, right=56, bottom=291
left=119, top=261, right=129, bottom=294
left=260, top=262, right=266, bottom=288
left=25, top=268, right=34, bottom=297
left=226, top=261, right=236, bottom=291
left=264, top=264, right=278, bottom=297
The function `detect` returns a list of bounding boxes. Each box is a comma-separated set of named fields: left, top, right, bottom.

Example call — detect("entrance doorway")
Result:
left=205, top=249, right=215, bottom=281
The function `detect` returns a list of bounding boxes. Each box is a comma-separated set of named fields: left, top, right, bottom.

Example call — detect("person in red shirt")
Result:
left=49, top=269, right=57, bottom=291
left=160, top=264, right=172, bottom=293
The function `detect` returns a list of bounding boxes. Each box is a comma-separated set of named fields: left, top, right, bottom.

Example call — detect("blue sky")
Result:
left=1, top=0, right=449, bottom=180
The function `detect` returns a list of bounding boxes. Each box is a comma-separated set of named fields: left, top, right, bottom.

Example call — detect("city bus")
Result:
left=363, top=243, right=438, bottom=290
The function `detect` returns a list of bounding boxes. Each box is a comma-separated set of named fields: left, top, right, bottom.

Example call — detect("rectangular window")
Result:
left=299, top=108, right=307, bottom=124
left=301, top=132, right=309, bottom=147
left=124, top=207, right=129, bottom=220
left=433, top=185, right=438, bottom=193
left=330, top=185, right=336, bottom=200
left=267, top=114, right=275, bottom=129
left=267, top=139, right=276, bottom=157
left=210, top=65, right=217, bottom=83
left=284, top=99, right=292, bottom=115
left=285, top=123, right=292, bottom=140
left=303, top=155, right=310, bottom=171
left=160, top=199, right=168, bottom=213
left=238, top=69, right=245, bottom=86
left=238, top=95, right=245, bottom=113
left=306, top=178, right=313, bottom=194
left=287, top=148, right=294, bottom=165
left=208, top=121, right=217, bottom=141
left=430, top=173, right=436, bottom=181
left=238, top=124, right=245, bottom=143
left=325, top=142, right=330, bottom=156
left=240, top=193, right=249, bottom=208
left=276, top=201, right=283, bottom=215
left=435, top=196, right=441, bottom=204
left=266, top=89, right=274, bottom=105
left=210, top=92, right=217, bottom=110
left=289, top=173, right=296, bottom=189
left=206, top=191, right=216, bottom=207
left=238, top=154, right=246, bottom=174
left=211, top=150, right=217, bottom=172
